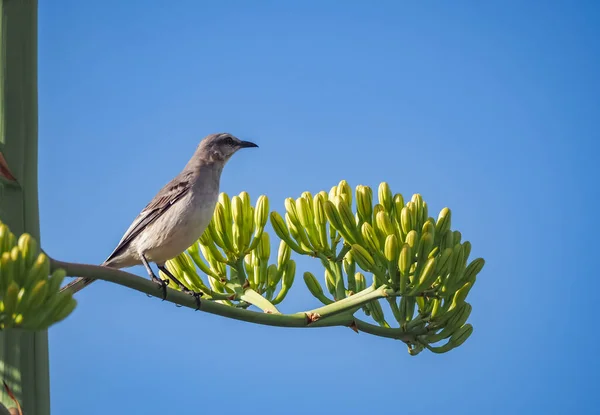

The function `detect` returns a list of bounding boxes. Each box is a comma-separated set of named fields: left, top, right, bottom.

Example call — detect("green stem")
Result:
left=317, top=253, right=335, bottom=276
left=53, top=259, right=310, bottom=326
left=197, top=288, right=233, bottom=301
left=386, top=297, right=403, bottom=323
left=306, top=285, right=395, bottom=320
left=226, top=256, right=280, bottom=313
left=52, top=259, right=421, bottom=344
left=333, top=260, right=346, bottom=301
left=239, top=288, right=280, bottom=314
left=0, top=2, right=49, bottom=414
left=234, top=257, right=247, bottom=285
left=354, top=318, right=426, bottom=339
left=334, top=244, right=351, bottom=262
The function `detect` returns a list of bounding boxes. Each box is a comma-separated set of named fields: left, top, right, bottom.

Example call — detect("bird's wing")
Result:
left=103, top=172, right=194, bottom=263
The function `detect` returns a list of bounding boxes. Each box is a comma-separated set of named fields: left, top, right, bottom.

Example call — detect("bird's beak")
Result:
left=239, top=140, right=259, bottom=148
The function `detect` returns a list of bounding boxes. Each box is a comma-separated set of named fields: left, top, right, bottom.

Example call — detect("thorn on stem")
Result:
left=3, top=380, right=22, bottom=415
left=0, top=152, right=18, bottom=183
left=349, top=320, right=359, bottom=333
left=305, top=312, right=321, bottom=324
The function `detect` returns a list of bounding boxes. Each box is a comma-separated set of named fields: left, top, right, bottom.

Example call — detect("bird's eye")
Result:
left=224, top=136, right=235, bottom=145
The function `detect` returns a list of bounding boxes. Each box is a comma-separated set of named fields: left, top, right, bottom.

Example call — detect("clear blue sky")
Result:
left=39, top=1, right=599, bottom=414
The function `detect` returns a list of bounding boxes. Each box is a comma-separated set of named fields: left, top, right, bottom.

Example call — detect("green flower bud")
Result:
left=384, top=234, right=399, bottom=264
left=369, top=299, right=387, bottom=327
left=378, top=182, right=393, bottom=213
left=407, top=201, right=419, bottom=233
left=284, top=197, right=300, bottom=225
left=303, top=271, right=332, bottom=304
left=436, top=248, right=454, bottom=276
left=435, top=207, right=451, bottom=235
left=214, top=203, right=234, bottom=252
left=361, top=222, right=380, bottom=253
left=267, top=264, right=281, bottom=288
left=417, top=232, right=434, bottom=265
left=273, top=260, right=296, bottom=305
left=232, top=196, right=244, bottom=227
left=296, top=196, right=313, bottom=228
left=351, top=244, right=375, bottom=272
left=462, top=258, right=484, bottom=284
left=337, top=180, right=353, bottom=206
left=17, top=233, right=37, bottom=269
left=324, top=269, right=336, bottom=295
left=453, top=230, right=462, bottom=245
left=257, top=232, right=270, bottom=261
left=324, top=200, right=353, bottom=243
left=218, top=193, right=232, bottom=220
left=453, top=281, right=473, bottom=305
left=270, top=211, right=304, bottom=254
left=405, top=230, right=418, bottom=249
left=440, top=229, right=454, bottom=251
left=421, top=202, right=429, bottom=226
left=398, top=243, right=412, bottom=293
left=335, top=196, right=358, bottom=239
left=354, top=272, right=366, bottom=292
left=450, top=243, right=465, bottom=279
left=422, top=221, right=436, bottom=240
left=328, top=185, right=338, bottom=201
left=375, top=211, right=395, bottom=238
left=400, top=206, right=412, bottom=235
left=409, top=256, right=437, bottom=295
left=462, top=241, right=472, bottom=262
left=449, top=324, right=473, bottom=348
left=254, top=195, right=269, bottom=229
left=356, top=185, right=373, bottom=223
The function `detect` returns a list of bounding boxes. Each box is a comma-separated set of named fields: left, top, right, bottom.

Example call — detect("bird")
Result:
left=61, top=132, right=258, bottom=307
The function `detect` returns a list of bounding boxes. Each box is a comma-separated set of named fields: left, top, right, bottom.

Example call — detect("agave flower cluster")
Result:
left=0, top=221, right=74, bottom=330
left=164, top=181, right=485, bottom=355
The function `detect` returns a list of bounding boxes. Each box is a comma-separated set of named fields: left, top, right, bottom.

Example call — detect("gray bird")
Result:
left=61, top=133, right=258, bottom=305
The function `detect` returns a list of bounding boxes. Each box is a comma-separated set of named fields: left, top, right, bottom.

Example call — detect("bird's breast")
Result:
left=139, top=190, right=218, bottom=263
left=174, top=190, right=219, bottom=241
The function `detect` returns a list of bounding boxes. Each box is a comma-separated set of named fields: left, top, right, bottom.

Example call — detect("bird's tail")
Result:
left=60, top=260, right=115, bottom=294
left=60, top=276, right=95, bottom=294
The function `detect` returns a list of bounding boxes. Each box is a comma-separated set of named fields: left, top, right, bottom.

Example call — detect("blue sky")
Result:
left=39, top=1, right=599, bottom=414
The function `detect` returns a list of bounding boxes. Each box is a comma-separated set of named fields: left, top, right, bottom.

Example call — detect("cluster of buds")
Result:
left=163, top=192, right=295, bottom=309
left=0, top=221, right=75, bottom=330
left=270, top=180, right=485, bottom=355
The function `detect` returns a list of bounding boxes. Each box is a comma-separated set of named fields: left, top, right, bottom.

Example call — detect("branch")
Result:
left=306, top=285, right=392, bottom=318
left=238, top=288, right=280, bottom=314
left=50, top=259, right=421, bottom=342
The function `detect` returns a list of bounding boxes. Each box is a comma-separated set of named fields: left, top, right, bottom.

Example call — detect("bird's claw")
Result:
left=151, top=276, right=169, bottom=300
left=191, top=291, right=202, bottom=311
left=182, top=289, right=203, bottom=310
left=181, top=287, right=204, bottom=311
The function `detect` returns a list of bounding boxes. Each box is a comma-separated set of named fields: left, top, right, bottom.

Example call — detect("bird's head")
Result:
left=197, top=133, right=258, bottom=163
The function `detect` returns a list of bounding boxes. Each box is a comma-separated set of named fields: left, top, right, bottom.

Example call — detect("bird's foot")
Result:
left=153, top=265, right=202, bottom=309
left=180, top=287, right=203, bottom=310
left=151, top=276, right=170, bottom=300
left=190, top=291, right=203, bottom=311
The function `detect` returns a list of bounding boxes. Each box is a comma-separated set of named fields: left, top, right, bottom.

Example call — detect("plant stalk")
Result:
left=52, top=259, right=421, bottom=342
left=0, top=1, right=49, bottom=414
left=238, top=288, right=280, bottom=314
